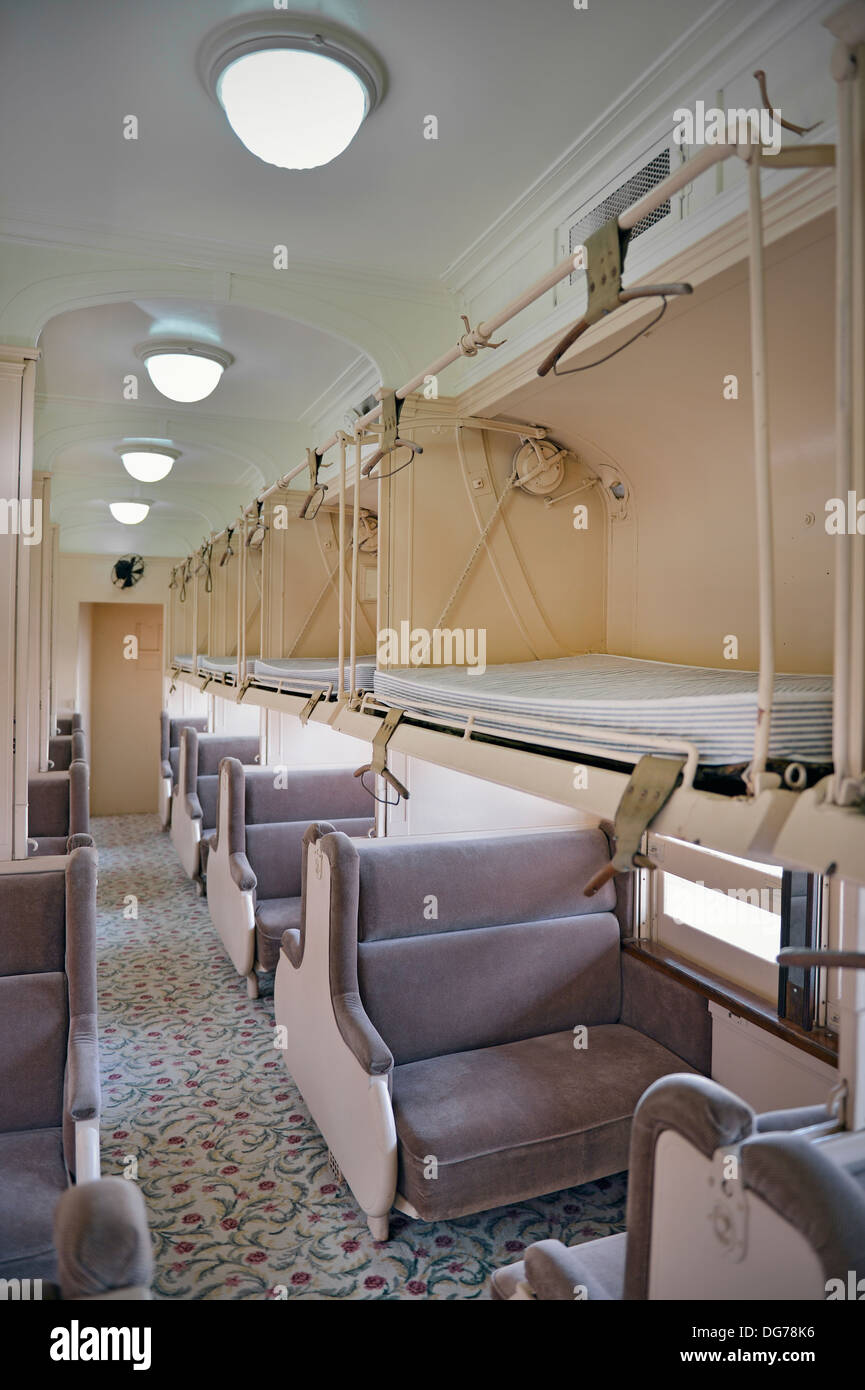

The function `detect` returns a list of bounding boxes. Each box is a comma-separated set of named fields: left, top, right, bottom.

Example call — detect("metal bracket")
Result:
left=457, top=314, right=506, bottom=356
left=299, top=689, right=327, bottom=725
left=299, top=447, right=327, bottom=519
left=354, top=706, right=409, bottom=801
left=200, top=674, right=214, bottom=693
left=538, top=216, right=692, bottom=376
left=584, top=753, right=686, bottom=896
left=361, top=391, right=424, bottom=478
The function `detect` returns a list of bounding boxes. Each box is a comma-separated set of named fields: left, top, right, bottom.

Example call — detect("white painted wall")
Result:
left=53, top=553, right=178, bottom=714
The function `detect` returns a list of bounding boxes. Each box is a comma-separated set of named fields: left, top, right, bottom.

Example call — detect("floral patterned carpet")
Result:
left=95, top=814, right=627, bottom=1300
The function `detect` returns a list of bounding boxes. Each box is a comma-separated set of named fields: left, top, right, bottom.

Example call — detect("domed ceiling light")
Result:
left=116, top=443, right=180, bottom=483
left=109, top=501, right=151, bottom=525
left=135, top=340, right=234, bottom=403
left=197, top=12, right=386, bottom=170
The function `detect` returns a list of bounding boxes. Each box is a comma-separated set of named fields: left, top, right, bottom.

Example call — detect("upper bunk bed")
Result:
left=168, top=464, right=379, bottom=700
left=164, top=9, right=865, bottom=888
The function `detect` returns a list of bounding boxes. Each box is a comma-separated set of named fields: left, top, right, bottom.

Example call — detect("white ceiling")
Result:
left=0, top=0, right=700, bottom=276
left=36, top=299, right=360, bottom=421
left=6, top=0, right=703, bottom=554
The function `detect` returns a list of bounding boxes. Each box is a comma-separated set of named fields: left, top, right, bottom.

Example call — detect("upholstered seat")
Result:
left=27, top=762, right=89, bottom=857
left=393, top=1025, right=694, bottom=1221
left=488, top=1074, right=863, bottom=1301
left=275, top=824, right=711, bottom=1238
left=254, top=897, right=304, bottom=970
left=206, top=759, right=372, bottom=994
left=0, top=846, right=153, bottom=1297
left=158, top=712, right=208, bottom=829
left=169, top=728, right=260, bottom=880
left=0, top=1128, right=68, bottom=1280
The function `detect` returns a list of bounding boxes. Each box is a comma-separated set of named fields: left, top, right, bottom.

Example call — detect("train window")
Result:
left=647, top=836, right=784, bottom=1001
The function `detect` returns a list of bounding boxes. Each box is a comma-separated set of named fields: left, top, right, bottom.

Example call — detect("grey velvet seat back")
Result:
left=196, top=735, right=260, bottom=777
left=348, top=829, right=622, bottom=1066
left=0, top=872, right=66, bottom=976
left=355, top=828, right=616, bottom=941
left=248, top=817, right=373, bottom=902
left=160, top=712, right=208, bottom=763
left=0, top=973, right=68, bottom=1132
left=28, top=773, right=70, bottom=836
left=244, top=765, right=372, bottom=827
left=169, top=747, right=181, bottom=780
left=197, top=776, right=221, bottom=831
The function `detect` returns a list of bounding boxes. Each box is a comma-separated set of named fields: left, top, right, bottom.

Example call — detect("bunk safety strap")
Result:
left=361, top=391, right=424, bottom=479
left=299, top=689, right=327, bottom=724
left=354, top=706, right=410, bottom=802
left=584, top=753, right=686, bottom=897
left=537, top=217, right=692, bottom=377
left=299, top=448, right=327, bottom=520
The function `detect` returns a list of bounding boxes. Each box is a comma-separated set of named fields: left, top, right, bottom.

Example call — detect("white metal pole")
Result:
left=834, top=70, right=855, bottom=797
left=745, top=152, right=777, bottom=790
left=245, top=145, right=739, bottom=510
left=337, top=433, right=347, bottom=701
left=349, top=431, right=361, bottom=699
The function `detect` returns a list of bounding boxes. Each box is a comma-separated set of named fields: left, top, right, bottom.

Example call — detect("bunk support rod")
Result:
left=833, top=43, right=856, bottom=799
left=338, top=432, right=347, bottom=702
left=245, top=145, right=738, bottom=513
left=745, top=150, right=778, bottom=792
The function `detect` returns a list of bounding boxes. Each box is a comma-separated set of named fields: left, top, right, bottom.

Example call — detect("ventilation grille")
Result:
left=327, top=1149, right=344, bottom=1186
left=567, top=146, right=672, bottom=283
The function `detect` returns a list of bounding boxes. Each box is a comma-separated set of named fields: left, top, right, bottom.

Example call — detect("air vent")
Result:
left=566, top=146, right=672, bottom=283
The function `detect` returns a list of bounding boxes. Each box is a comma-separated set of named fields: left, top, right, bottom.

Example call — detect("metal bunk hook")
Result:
left=361, top=390, right=424, bottom=479
left=299, top=447, right=328, bottom=519
left=537, top=216, right=692, bottom=377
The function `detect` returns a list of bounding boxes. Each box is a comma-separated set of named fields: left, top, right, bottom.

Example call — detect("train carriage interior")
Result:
left=1, top=0, right=865, bottom=1341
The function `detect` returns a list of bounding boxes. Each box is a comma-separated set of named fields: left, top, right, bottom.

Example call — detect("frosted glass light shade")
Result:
left=216, top=48, right=368, bottom=169
left=110, top=501, right=151, bottom=525
left=144, top=352, right=226, bottom=403
left=119, top=449, right=177, bottom=482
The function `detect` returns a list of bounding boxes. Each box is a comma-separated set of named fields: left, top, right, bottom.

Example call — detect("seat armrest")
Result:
left=333, top=989, right=394, bottom=1077
left=54, top=1178, right=154, bottom=1301
left=67, top=1012, right=100, bottom=1120
left=229, top=850, right=256, bottom=893
left=185, top=792, right=203, bottom=821
left=755, top=1103, right=832, bottom=1133
left=160, top=758, right=173, bottom=780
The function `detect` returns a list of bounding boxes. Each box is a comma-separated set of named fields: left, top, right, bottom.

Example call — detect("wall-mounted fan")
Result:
left=111, top=554, right=145, bottom=589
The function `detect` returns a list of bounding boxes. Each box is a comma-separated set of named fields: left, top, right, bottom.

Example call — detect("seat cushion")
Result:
left=392, top=1024, right=695, bottom=1221
left=254, top=897, right=303, bottom=971
left=0, top=1128, right=67, bottom=1282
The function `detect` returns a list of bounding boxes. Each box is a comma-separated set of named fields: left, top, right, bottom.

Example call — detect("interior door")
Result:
left=89, top=601, right=163, bottom=815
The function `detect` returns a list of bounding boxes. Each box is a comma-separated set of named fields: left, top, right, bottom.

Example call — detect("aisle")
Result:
left=94, top=814, right=627, bottom=1300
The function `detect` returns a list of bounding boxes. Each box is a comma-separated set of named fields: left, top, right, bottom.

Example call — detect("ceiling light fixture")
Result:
left=109, top=501, right=152, bottom=526
left=197, top=12, right=386, bottom=170
left=135, top=340, right=234, bottom=403
left=116, top=443, right=180, bottom=483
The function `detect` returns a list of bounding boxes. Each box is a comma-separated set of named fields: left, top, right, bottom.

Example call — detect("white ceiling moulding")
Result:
left=196, top=10, right=387, bottom=170
left=443, top=0, right=832, bottom=301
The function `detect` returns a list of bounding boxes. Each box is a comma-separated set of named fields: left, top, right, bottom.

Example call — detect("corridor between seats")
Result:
left=93, top=814, right=627, bottom=1300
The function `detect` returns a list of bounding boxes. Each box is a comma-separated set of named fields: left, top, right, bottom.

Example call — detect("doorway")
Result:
left=89, top=602, right=163, bottom=815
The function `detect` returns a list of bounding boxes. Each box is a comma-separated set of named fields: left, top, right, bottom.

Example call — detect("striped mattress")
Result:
left=372, top=655, right=833, bottom=765
left=251, top=656, right=377, bottom=692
